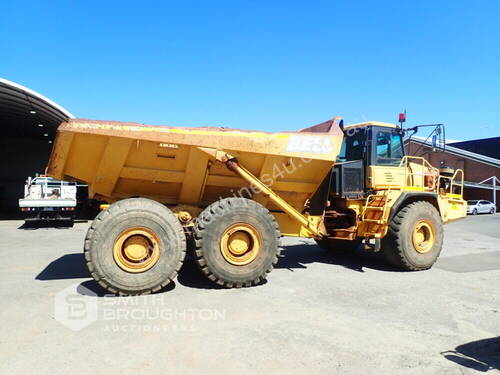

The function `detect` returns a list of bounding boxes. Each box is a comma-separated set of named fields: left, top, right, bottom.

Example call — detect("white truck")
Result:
left=19, top=176, right=77, bottom=224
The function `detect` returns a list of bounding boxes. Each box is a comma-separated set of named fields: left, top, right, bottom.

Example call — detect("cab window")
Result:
left=375, top=131, right=403, bottom=165
left=337, top=128, right=366, bottom=162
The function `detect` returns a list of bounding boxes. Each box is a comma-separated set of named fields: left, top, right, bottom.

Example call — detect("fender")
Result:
left=389, top=191, right=440, bottom=221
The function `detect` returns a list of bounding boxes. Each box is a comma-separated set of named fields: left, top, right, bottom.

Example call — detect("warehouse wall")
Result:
left=0, top=137, right=52, bottom=216
left=463, top=186, right=500, bottom=208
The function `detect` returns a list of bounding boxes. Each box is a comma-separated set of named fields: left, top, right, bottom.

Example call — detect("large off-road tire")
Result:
left=315, top=238, right=362, bottom=253
left=193, top=198, right=281, bottom=288
left=382, top=201, right=443, bottom=271
left=84, top=198, right=186, bottom=295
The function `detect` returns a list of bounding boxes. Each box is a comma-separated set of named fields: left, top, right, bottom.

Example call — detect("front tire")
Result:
left=382, top=201, right=443, bottom=271
left=472, top=208, right=478, bottom=215
left=84, top=198, right=186, bottom=295
left=490, top=207, right=496, bottom=214
left=193, top=198, right=281, bottom=288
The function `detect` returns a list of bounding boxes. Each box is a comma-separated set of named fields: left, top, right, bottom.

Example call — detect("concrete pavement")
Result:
left=0, top=215, right=498, bottom=374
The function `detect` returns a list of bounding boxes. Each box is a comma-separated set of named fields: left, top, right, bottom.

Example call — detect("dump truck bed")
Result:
left=47, top=118, right=344, bottom=212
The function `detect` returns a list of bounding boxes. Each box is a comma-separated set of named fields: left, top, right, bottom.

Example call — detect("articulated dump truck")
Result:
left=47, top=117, right=466, bottom=295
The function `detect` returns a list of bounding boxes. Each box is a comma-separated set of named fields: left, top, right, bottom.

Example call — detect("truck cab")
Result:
left=335, top=121, right=406, bottom=196
left=323, top=121, right=466, bottom=243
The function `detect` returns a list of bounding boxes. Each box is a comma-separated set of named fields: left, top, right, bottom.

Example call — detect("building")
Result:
left=450, top=137, right=500, bottom=160
left=0, top=78, right=74, bottom=217
left=405, top=137, right=500, bottom=209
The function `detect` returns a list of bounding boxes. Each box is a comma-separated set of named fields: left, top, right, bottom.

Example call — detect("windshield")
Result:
left=375, top=131, right=404, bottom=165
left=467, top=200, right=479, bottom=205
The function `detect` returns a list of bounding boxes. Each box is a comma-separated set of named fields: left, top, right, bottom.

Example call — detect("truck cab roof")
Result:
left=344, top=121, right=399, bottom=131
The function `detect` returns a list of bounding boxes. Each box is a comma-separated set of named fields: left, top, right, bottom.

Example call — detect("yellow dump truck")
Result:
left=47, top=117, right=466, bottom=295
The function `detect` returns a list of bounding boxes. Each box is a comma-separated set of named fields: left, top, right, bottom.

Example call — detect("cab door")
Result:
left=366, top=127, right=406, bottom=190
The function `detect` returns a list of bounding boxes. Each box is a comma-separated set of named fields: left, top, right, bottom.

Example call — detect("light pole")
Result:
left=478, top=176, right=500, bottom=209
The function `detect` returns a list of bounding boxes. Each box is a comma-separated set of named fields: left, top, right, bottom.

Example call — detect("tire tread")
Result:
left=192, top=198, right=281, bottom=288
left=84, top=198, right=186, bottom=296
left=382, top=201, right=442, bottom=271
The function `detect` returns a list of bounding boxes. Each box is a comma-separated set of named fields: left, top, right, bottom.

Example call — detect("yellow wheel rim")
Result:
left=220, top=223, right=261, bottom=266
left=113, top=227, right=161, bottom=273
left=412, top=220, right=435, bottom=254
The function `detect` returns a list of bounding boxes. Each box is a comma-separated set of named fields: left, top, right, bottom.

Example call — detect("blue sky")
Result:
left=1, top=0, right=499, bottom=141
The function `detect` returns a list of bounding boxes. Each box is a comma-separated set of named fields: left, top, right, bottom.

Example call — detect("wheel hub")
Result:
left=412, top=220, right=435, bottom=254
left=123, top=235, right=149, bottom=260
left=220, top=223, right=260, bottom=265
left=113, top=227, right=160, bottom=273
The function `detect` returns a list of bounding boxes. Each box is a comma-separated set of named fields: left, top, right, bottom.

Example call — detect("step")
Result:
left=327, top=227, right=357, bottom=233
left=363, top=219, right=386, bottom=224
left=365, top=206, right=384, bottom=211
left=363, top=232, right=382, bottom=238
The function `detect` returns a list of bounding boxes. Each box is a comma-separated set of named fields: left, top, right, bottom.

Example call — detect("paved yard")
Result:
left=0, top=215, right=499, bottom=374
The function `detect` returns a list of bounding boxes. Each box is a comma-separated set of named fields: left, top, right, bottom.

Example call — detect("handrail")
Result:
left=362, top=157, right=465, bottom=239
left=398, top=156, right=439, bottom=192
left=398, top=156, right=464, bottom=199
left=438, top=169, right=464, bottom=198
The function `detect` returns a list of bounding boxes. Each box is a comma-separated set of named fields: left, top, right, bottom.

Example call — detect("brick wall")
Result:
left=405, top=141, right=500, bottom=208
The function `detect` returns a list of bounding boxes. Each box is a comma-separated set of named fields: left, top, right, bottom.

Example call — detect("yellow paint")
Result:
left=69, top=120, right=291, bottom=139
left=56, top=119, right=344, bottom=162
left=47, top=132, right=74, bottom=180
left=113, top=227, right=161, bottom=273
left=171, top=205, right=202, bottom=225
left=344, top=121, right=398, bottom=130
left=47, top=119, right=466, bottom=242
left=220, top=223, right=261, bottom=265
left=178, top=147, right=210, bottom=204
left=202, top=149, right=322, bottom=237
left=91, top=137, right=132, bottom=198
left=412, top=219, right=435, bottom=253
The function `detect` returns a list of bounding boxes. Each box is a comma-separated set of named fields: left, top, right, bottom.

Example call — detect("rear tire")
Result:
left=382, top=201, right=443, bottom=271
left=84, top=198, right=186, bottom=295
left=472, top=208, right=478, bottom=215
left=315, top=238, right=361, bottom=253
left=193, top=198, right=281, bottom=288
left=490, top=207, right=495, bottom=214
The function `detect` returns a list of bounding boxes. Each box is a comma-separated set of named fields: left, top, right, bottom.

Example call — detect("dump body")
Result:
left=48, top=118, right=344, bottom=234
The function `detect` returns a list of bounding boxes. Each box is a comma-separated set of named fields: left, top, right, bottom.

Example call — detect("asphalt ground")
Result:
left=0, top=214, right=499, bottom=374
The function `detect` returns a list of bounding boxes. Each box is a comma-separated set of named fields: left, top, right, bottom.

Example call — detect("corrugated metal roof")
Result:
left=406, top=137, right=500, bottom=168
left=0, top=78, right=74, bottom=139
left=449, top=137, right=500, bottom=160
